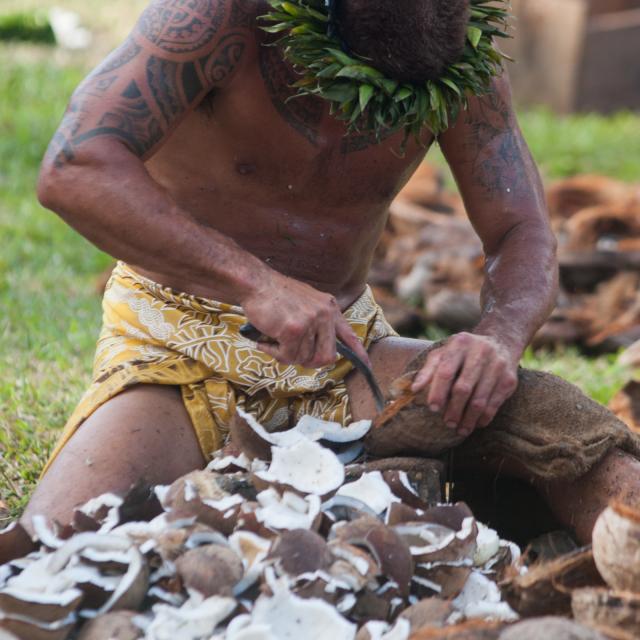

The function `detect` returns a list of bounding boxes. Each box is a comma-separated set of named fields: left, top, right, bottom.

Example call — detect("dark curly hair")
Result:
left=336, top=0, right=471, bottom=84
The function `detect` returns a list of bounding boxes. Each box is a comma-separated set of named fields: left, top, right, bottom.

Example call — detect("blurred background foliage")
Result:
left=0, top=0, right=638, bottom=518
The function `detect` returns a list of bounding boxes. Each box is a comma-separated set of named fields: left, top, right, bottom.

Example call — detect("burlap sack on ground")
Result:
left=366, top=346, right=640, bottom=482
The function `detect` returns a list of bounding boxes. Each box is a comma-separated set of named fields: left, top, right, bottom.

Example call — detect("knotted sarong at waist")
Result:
left=42, top=262, right=396, bottom=474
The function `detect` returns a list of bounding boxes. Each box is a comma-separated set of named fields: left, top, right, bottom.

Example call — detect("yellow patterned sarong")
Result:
left=43, top=262, right=395, bottom=474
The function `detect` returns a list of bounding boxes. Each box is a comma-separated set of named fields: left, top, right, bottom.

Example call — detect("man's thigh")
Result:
left=347, top=336, right=430, bottom=421
left=22, top=384, right=204, bottom=532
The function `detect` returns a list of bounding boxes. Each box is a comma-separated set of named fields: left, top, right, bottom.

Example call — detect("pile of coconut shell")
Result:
left=373, top=165, right=640, bottom=357
left=0, top=408, right=632, bottom=640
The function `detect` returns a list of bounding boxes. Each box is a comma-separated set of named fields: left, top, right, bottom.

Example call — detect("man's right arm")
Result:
left=38, top=0, right=368, bottom=369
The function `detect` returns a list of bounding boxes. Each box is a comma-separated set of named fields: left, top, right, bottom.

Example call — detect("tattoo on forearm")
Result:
left=138, top=0, right=226, bottom=54
left=463, top=90, right=529, bottom=197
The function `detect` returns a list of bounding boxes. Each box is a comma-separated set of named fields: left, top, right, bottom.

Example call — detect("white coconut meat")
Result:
left=139, top=594, right=236, bottom=640
left=75, top=493, right=124, bottom=533
left=473, top=523, right=501, bottom=567
left=255, top=489, right=321, bottom=531
left=255, top=440, right=345, bottom=496
left=337, top=472, right=399, bottom=515
left=207, top=452, right=252, bottom=472
left=228, top=531, right=272, bottom=595
left=249, top=578, right=356, bottom=640
left=237, top=408, right=306, bottom=449
left=294, top=416, right=372, bottom=443
left=451, top=570, right=518, bottom=622
left=358, top=619, right=410, bottom=640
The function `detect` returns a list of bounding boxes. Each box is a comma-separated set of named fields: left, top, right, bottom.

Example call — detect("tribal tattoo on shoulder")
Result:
left=462, top=88, right=530, bottom=198
left=46, top=0, right=250, bottom=168
left=137, top=0, right=226, bottom=54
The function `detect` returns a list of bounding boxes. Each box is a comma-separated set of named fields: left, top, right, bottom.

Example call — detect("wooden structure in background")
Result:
left=502, top=0, right=640, bottom=113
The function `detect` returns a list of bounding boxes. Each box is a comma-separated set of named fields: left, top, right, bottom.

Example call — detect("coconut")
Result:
left=399, top=599, right=454, bottom=631
left=248, top=576, right=356, bottom=639
left=253, top=440, right=345, bottom=497
left=592, top=502, right=640, bottom=592
left=328, top=542, right=379, bottom=591
left=0, top=523, right=36, bottom=566
left=269, top=530, right=332, bottom=577
left=452, top=571, right=518, bottom=623
left=381, top=471, right=429, bottom=511
left=72, top=494, right=124, bottom=534
left=572, top=587, right=640, bottom=639
left=175, top=545, right=244, bottom=598
left=141, top=594, right=237, bottom=640
left=346, top=458, right=443, bottom=508
left=231, top=409, right=371, bottom=464
left=0, top=629, right=18, bottom=640
left=76, top=610, right=143, bottom=639
left=501, top=547, right=604, bottom=617
left=229, top=531, right=272, bottom=595
left=409, top=620, right=504, bottom=639
left=0, top=613, right=75, bottom=640
left=337, top=473, right=400, bottom=515
left=394, top=505, right=477, bottom=599
left=332, top=517, right=413, bottom=597
left=498, top=616, right=606, bottom=640
left=366, top=354, right=640, bottom=484
left=162, top=470, right=245, bottom=535
left=356, top=618, right=410, bottom=640
left=254, top=489, right=322, bottom=533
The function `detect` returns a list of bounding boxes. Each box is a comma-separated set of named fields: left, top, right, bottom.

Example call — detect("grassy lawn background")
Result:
left=1, top=2, right=638, bottom=521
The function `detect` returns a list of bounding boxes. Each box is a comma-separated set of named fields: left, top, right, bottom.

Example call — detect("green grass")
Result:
left=0, top=10, right=638, bottom=520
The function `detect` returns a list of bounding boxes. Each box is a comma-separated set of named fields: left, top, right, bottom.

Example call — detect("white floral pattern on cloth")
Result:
left=43, top=262, right=396, bottom=475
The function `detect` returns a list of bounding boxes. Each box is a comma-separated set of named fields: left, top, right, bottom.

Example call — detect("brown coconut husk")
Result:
left=498, top=616, right=606, bottom=640
left=546, top=174, right=633, bottom=220
left=500, top=547, right=605, bottom=618
left=610, top=381, right=640, bottom=433
left=410, top=620, right=504, bottom=640
left=572, top=588, right=640, bottom=639
left=366, top=346, right=640, bottom=482
left=76, top=611, right=142, bottom=640
left=564, top=204, right=640, bottom=252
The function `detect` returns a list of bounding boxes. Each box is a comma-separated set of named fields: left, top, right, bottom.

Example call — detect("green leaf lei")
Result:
left=261, top=0, right=511, bottom=144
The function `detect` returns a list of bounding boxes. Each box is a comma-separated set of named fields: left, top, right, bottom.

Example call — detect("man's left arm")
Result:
left=411, top=74, right=558, bottom=437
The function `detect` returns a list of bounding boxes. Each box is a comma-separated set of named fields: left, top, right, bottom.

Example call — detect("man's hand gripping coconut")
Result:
left=22, top=0, right=640, bottom=547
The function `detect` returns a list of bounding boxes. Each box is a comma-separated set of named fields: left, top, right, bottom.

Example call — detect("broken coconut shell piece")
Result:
left=337, top=472, right=400, bottom=515
left=592, top=502, right=640, bottom=592
left=572, top=587, right=640, bottom=639
left=162, top=470, right=245, bottom=534
left=76, top=610, right=142, bottom=640
left=254, top=488, right=322, bottom=532
left=498, top=616, right=606, bottom=640
left=268, top=529, right=332, bottom=577
left=410, top=620, right=504, bottom=640
left=140, top=594, right=237, bottom=639
left=0, top=523, right=36, bottom=566
left=232, top=408, right=371, bottom=463
left=0, top=613, right=76, bottom=640
left=500, top=547, right=604, bottom=618
left=356, top=618, right=411, bottom=640
left=332, top=517, right=413, bottom=597
left=254, top=439, right=345, bottom=496
left=175, top=544, right=244, bottom=598
left=247, top=575, right=356, bottom=639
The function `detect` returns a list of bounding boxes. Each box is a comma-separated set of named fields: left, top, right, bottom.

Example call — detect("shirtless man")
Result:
left=24, top=0, right=640, bottom=544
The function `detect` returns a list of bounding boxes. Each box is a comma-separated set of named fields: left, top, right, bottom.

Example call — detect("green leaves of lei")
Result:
left=261, top=0, right=511, bottom=146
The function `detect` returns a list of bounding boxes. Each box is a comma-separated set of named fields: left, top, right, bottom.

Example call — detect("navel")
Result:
left=235, top=161, right=257, bottom=176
